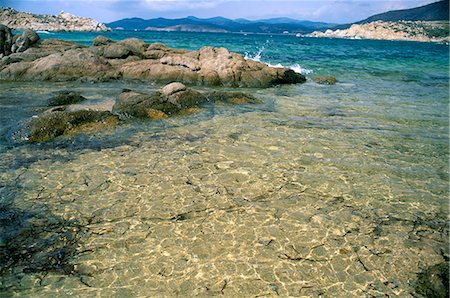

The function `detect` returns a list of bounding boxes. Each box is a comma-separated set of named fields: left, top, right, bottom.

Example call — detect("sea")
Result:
left=0, top=31, right=448, bottom=297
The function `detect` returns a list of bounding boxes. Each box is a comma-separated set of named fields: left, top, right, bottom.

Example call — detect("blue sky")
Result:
left=2, top=0, right=437, bottom=23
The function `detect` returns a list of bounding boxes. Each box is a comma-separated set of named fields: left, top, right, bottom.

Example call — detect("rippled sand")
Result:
left=0, top=81, right=448, bottom=297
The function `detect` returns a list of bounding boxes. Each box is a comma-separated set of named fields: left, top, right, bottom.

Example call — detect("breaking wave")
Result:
left=244, top=45, right=313, bottom=75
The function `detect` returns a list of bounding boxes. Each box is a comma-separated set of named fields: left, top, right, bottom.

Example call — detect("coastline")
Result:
left=307, top=20, right=449, bottom=44
left=0, top=8, right=110, bottom=32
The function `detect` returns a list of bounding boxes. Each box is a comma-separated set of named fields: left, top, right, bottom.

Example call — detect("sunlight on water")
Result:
left=0, top=34, right=448, bottom=297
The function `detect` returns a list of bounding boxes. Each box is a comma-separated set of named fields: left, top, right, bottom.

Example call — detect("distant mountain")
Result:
left=359, top=0, right=449, bottom=23
left=331, top=0, right=449, bottom=30
left=106, top=16, right=335, bottom=34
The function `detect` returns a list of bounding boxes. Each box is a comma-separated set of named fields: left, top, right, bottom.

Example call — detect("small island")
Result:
left=0, top=8, right=110, bottom=32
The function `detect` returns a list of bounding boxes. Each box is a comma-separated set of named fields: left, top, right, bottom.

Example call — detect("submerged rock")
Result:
left=312, top=76, right=337, bottom=85
left=113, top=83, right=208, bottom=118
left=415, top=261, right=449, bottom=298
left=113, top=82, right=261, bottom=119
left=47, top=90, right=87, bottom=106
left=204, top=91, right=262, bottom=104
left=26, top=110, right=119, bottom=142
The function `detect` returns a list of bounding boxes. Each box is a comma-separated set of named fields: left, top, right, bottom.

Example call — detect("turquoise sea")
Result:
left=0, top=31, right=449, bottom=296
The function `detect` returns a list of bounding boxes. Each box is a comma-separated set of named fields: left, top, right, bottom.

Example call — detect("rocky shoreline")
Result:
left=0, top=26, right=307, bottom=142
left=0, top=27, right=305, bottom=86
left=308, top=21, right=449, bottom=43
left=0, top=8, right=109, bottom=32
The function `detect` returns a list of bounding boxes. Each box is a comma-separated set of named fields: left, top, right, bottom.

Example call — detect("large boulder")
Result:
left=12, top=48, right=117, bottom=81
left=113, top=90, right=177, bottom=118
left=0, top=35, right=306, bottom=87
left=113, top=82, right=261, bottom=119
left=0, top=25, right=13, bottom=57
left=11, top=29, right=40, bottom=53
left=113, top=83, right=207, bottom=118
left=102, top=43, right=131, bottom=59
left=92, top=35, right=113, bottom=46
left=24, top=109, right=119, bottom=142
left=121, top=45, right=306, bottom=87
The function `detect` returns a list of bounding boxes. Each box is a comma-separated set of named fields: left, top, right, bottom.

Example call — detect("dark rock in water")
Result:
left=204, top=91, right=262, bottom=104
left=161, top=82, right=208, bottom=109
left=92, top=35, right=113, bottom=46
left=11, top=29, right=40, bottom=53
left=47, top=90, right=87, bottom=106
left=313, top=76, right=337, bottom=85
left=26, top=110, right=119, bottom=142
left=0, top=205, right=85, bottom=284
left=415, top=261, right=449, bottom=298
left=0, top=24, right=13, bottom=57
left=113, top=90, right=171, bottom=118
left=113, top=82, right=260, bottom=119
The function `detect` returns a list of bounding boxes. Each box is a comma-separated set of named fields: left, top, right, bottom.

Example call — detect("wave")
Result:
left=244, top=45, right=313, bottom=75
left=244, top=46, right=264, bottom=62
left=266, top=63, right=313, bottom=75
left=36, top=30, right=53, bottom=34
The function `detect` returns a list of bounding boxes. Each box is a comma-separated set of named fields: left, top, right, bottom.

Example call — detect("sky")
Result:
left=1, top=0, right=438, bottom=24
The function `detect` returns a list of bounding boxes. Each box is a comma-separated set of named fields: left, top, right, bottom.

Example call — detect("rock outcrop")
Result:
left=24, top=110, right=119, bottom=142
left=308, top=21, right=449, bottom=43
left=0, top=26, right=40, bottom=57
left=113, top=82, right=261, bottom=119
left=0, top=8, right=110, bottom=32
left=0, top=30, right=306, bottom=87
left=18, top=83, right=262, bottom=142
left=47, top=90, right=87, bottom=106
left=0, top=25, right=13, bottom=56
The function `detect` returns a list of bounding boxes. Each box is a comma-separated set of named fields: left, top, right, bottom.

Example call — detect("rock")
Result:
left=161, top=82, right=187, bottom=96
left=11, top=29, right=40, bottom=53
left=307, top=20, right=449, bottom=43
left=14, top=48, right=117, bottom=81
left=164, top=88, right=207, bottom=109
left=0, top=24, right=13, bottom=56
left=113, top=90, right=176, bottom=118
left=47, top=90, right=87, bottom=106
left=113, top=83, right=260, bottom=119
left=312, top=76, right=337, bottom=85
left=103, top=43, right=132, bottom=59
left=0, top=36, right=306, bottom=87
left=0, top=8, right=110, bottom=32
left=415, top=262, right=449, bottom=298
left=92, top=36, right=113, bottom=46
left=205, top=91, right=262, bottom=104
left=119, top=38, right=148, bottom=57
left=25, top=110, right=119, bottom=142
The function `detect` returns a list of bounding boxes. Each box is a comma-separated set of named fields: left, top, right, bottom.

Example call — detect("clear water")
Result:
left=0, top=32, right=448, bottom=297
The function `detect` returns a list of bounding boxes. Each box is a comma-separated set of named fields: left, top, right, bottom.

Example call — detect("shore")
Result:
left=0, top=8, right=109, bottom=32
left=308, top=21, right=449, bottom=43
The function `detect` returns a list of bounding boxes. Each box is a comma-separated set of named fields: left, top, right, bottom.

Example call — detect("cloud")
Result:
left=1, top=0, right=439, bottom=23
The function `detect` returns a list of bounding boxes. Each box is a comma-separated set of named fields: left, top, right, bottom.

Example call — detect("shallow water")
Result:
left=0, top=33, right=448, bottom=297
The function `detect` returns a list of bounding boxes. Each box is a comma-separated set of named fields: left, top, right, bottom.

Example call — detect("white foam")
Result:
left=244, top=46, right=264, bottom=62
left=244, top=45, right=313, bottom=75
left=266, top=62, right=313, bottom=75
